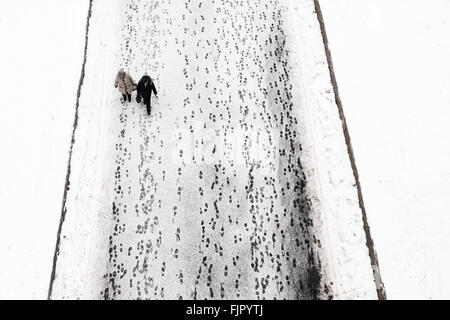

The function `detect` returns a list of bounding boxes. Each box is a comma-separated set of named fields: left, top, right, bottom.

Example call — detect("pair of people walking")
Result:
left=114, top=69, right=157, bottom=115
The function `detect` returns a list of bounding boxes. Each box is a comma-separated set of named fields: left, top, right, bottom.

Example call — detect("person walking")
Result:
left=136, top=75, right=157, bottom=115
left=114, top=69, right=134, bottom=103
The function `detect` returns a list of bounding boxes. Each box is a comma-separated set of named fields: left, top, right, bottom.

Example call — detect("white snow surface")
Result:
left=320, top=0, right=450, bottom=299
left=0, top=0, right=381, bottom=300
left=51, top=0, right=376, bottom=299
left=0, top=0, right=89, bottom=299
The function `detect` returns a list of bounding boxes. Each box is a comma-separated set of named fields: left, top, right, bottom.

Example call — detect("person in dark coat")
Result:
left=137, top=75, right=157, bottom=115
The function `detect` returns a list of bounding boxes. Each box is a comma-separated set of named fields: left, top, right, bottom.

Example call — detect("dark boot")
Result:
left=127, top=93, right=131, bottom=102
left=146, top=104, right=151, bottom=115
left=121, top=93, right=127, bottom=103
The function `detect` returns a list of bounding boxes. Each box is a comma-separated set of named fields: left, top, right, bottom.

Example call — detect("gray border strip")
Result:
left=313, top=0, right=386, bottom=300
left=47, top=0, right=94, bottom=300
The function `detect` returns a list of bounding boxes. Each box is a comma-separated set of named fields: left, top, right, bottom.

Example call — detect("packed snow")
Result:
left=50, top=0, right=375, bottom=299
left=320, top=0, right=450, bottom=299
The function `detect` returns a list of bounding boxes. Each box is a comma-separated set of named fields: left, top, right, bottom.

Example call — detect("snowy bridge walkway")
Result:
left=50, top=0, right=377, bottom=300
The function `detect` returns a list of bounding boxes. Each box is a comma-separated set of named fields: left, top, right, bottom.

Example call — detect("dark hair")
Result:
left=141, top=75, right=152, bottom=84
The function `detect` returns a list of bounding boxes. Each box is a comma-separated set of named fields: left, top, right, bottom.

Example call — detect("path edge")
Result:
left=312, top=0, right=386, bottom=300
left=47, top=0, right=94, bottom=300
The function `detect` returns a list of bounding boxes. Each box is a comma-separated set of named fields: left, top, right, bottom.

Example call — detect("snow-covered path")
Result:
left=52, top=0, right=321, bottom=300
left=51, top=0, right=376, bottom=300
left=108, top=0, right=324, bottom=300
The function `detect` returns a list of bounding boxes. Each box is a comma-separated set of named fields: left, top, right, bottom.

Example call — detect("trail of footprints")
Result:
left=101, top=0, right=329, bottom=300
